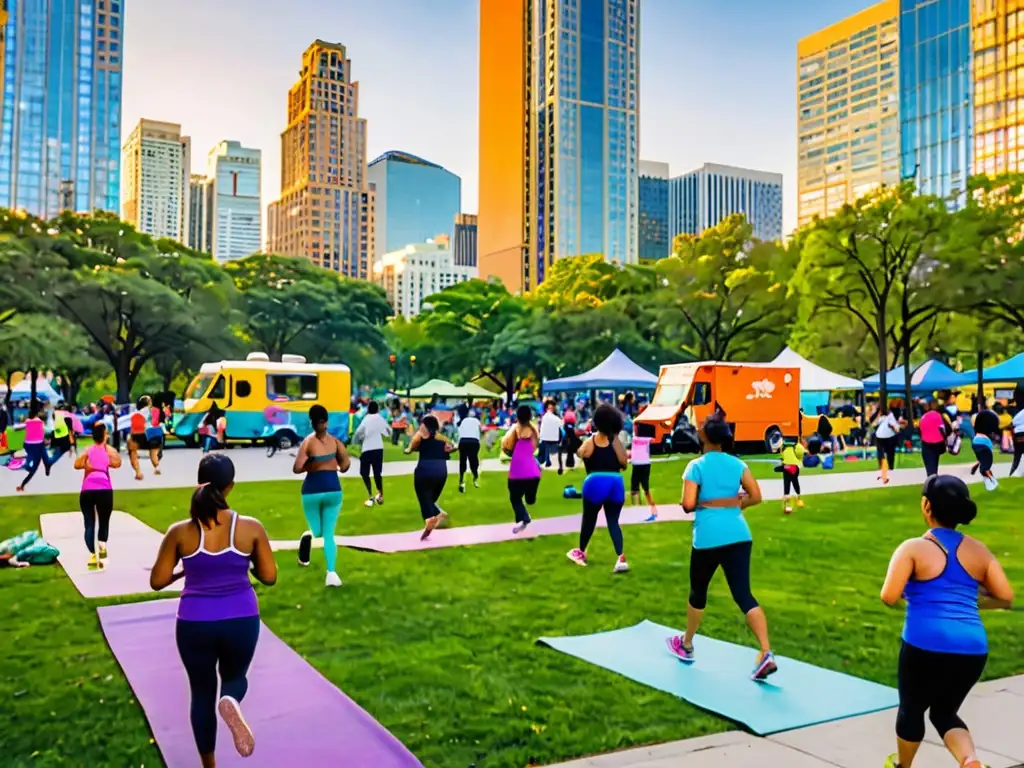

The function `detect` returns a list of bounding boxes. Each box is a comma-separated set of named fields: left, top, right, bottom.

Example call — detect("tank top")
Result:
left=416, top=435, right=448, bottom=475
left=585, top=438, right=622, bottom=474
left=24, top=418, right=44, bottom=444
left=178, top=512, right=259, bottom=622
left=902, top=528, right=987, bottom=655
left=130, top=410, right=146, bottom=434
left=81, top=444, right=113, bottom=492
left=509, top=431, right=542, bottom=481
left=53, top=414, right=69, bottom=439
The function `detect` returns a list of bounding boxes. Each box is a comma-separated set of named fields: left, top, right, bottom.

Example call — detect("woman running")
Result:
left=874, top=404, right=903, bottom=484
left=150, top=454, right=277, bottom=767
left=294, top=405, right=349, bottom=587
left=406, top=415, right=456, bottom=540
left=918, top=400, right=948, bottom=478
left=779, top=439, right=805, bottom=514
left=502, top=404, right=541, bottom=534
left=128, top=396, right=161, bottom=480
left=74, top=422, right=121, bottom=571
left=567, top=404, right=630, bottom=573
left=1011, top=387, right=1024, bottom=477
left=970, top=408, right=1001, bottom=492
left=353, top=400, right=390, bottom=507
left=665, top=415, right=777, bottom=681
left=880, top=475, right=1013, bottom=768
left=457, top=405, right=482, bottom=493
left=15, top=404, right=51, bottom=492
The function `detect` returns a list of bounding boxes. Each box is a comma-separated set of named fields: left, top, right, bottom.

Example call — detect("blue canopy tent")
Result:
left=967, top=352, right=1024, bottom=384
left=9, top=377, right=63, bottom=402
left=862, top=360, right=972, bottom=393
left=542, top=349, right=658, bottom=393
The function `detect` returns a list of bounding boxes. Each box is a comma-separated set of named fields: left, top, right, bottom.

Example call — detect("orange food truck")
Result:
left=634, top=362, right=802, bottom=453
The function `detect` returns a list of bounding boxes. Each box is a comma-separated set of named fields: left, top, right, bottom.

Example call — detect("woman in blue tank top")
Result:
left=151, top=454, right=277, bottom=768
left=880, top=475, right=1013, bottom=768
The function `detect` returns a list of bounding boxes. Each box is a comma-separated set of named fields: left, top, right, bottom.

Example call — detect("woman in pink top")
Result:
left=74, top=422, right=122, bottom=570
left=502, top=405, right=542, bottom=534
left=919, top=401, right=949, bottom=478
left=15, top=404, right=51, bottom=492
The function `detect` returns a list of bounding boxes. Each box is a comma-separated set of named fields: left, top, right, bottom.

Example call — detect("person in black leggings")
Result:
left=406, top=415, right=456, bottom=540
left=456, top=405, right=482, bottom=492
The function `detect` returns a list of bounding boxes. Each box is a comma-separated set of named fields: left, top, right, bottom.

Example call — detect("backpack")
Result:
left=822, top=454, right=834, bottom=470
left=14, top=540, right=60, bottom=565
left=947, top=433, right=961, bottom=456
left=563, top=485, right=581, bottom=499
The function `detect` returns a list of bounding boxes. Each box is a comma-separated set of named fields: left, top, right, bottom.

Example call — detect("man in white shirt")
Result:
left=538, top=401, right=564, bottom=473
left=354, top=401, right=391, bottom=506
left=457, top=405, right=482, bottom=492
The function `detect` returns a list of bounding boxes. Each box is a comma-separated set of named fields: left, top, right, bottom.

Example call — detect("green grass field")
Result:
left=0, top=462, right=1022, bottom=767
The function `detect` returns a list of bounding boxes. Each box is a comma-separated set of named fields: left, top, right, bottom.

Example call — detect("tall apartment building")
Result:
left=638, top=160, right=670, bottom=259
left=203, top=141, right=261, bottom=262
left=797, top=0, right=900, bottom=228
left=375, top=242, right=478, bottom=317
left=972, top=0, right=1024, bottom=175
left=479, top=0, right=640, bottom=292
left=669, top=163, right=784, bottom=242
left=187, top=174, right=209, bottom=252
left=367, top=151, right=461, bottom=260
left=0, top=0, right=123, bottom=217
left=266, top=40, right=374, bottom=279
left=121, top=119, right=190, bottom=241
left=900, top=0, right=972, bottom=199
left=453, top=213, right=478, bottom=267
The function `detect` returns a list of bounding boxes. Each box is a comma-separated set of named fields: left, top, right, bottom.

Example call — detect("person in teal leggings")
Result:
left=293, top=405, right=351, bottom=588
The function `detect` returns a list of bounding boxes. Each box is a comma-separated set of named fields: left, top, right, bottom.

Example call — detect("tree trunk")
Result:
left=505, top=366, right=515, bottom=407
left=902, top=331, right=914, bottom=428
left=115, top=354, right=131, bottom=404
left=976, top=348, right=985, bottom=412
left=29, top=368, right=38, bottom=410
left=876, top=314, right=889, bottom=413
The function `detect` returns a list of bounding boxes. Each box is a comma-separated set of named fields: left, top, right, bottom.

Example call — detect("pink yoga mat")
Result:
left=97, top=599, right=423, bottom=767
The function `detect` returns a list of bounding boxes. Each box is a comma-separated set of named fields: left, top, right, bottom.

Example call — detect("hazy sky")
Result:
left=121, top=0, right=873, bottom=235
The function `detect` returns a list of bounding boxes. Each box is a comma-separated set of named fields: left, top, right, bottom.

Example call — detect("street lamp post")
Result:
left=406, top=355, right=416, bottom=404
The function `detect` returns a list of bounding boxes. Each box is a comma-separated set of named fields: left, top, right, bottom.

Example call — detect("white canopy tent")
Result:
left=772, top=347, right=864, bottom=392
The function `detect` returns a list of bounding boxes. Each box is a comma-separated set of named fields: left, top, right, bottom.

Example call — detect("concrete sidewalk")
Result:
left=546, top=675, right=1024, bottom=767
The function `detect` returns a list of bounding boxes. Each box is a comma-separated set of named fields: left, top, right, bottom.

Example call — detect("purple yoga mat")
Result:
left=97, top=600, right=423, bottom=768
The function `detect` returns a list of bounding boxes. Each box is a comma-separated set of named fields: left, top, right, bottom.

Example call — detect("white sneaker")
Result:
left=363, top=498, right=375, bottom=508
left=983, top=476, right=999, bottom=492
left=325, top=571, right=343, bottom=587
left=613, top=556, right=630, bottom=574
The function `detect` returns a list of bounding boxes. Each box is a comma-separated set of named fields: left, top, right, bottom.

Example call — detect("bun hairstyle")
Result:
left=422, top=415, right=440, bottom=436
left=191, top=454, right=236, bottom=528
left=308, top=404, right=329, bottom=430
left=91, top=422, right=107, bottom=443
left=702, top=414, right=733, bottom=446
left=923, top=475, right=977, bottom=528
left=592, top=403, right=624, bottom=437
left=516, top=404, right=533, bottom=426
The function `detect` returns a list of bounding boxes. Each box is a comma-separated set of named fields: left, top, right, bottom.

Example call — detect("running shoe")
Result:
left=883, top=754, right=900, bottom=768
left=983, top=475, right=999, bottom=492
left=435, top=510, right=451, bottom=529
left=98, top=544, right=108, bottom=559
left=644, top=513, right=658, bottom=522
left=363, top=498, right=375, bottom=508
left=473, top=477, right=480, bottom=489
left=665, top=635, right=695, bottom=663
left=512, top=517, right=531, bottom=535
left=783, top=503, right=792, bottom=515
left=459, top=482, right=466, bottom=494
left=421, top=516, right=440, bottom=540
left=87, top=554, right=100, bottom=571
left=566, top=548, right=588, bottom=567
left=217, top=696, right=255, bottom=757
left=298, top=531, right=312, bottom=567
left=796, top=499, right=805, bottom=509
left=751, top=650, right=778, bottom=681
left=613, top=555, right=630, bottom=573
left=325, top=571, right=342, bottom=588
left=375, top=493, right=384, bottom=505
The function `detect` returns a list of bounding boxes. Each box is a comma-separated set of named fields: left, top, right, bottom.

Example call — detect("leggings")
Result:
left=79, top=490, right=113, bottom=553
left=508, top=477, right=540, bottom=523
left=359, top=449, right=384, bottom=496
left=21, top=443, right=51, bottom=487
left=922, top=441, right=944, bottom=477
left=972, top=443, right=994, bottom=476
left=579, top=473, right=625, bottom=556
left=414, top=470, right=447, bottom=520
left=783, top=468, right=801, bottom=496
left=876, top=436, right=897, bottom=468
left=896, top=641, right=987, bottom=742
left=176, top=616, right=261, bottom=756
left=301, top=490, right=342, bottom=572
left=688, top=540, right=759, bottom=614
left=1011, top=438, right=1024, bottom=476
left=459, top=439, right=480, bottom=481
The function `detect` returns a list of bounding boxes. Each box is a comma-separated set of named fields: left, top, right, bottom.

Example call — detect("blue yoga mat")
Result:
left=538, top=620, right=898, bottom=735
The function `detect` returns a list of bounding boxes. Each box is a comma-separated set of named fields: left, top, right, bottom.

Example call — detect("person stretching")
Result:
left=74, top=422, right=121, bottom=571
left=881, top=475, right=1013, bottom=768
left=353, top=400, right=390, bottom=507
left=502, top=405, right=541, bottom=534
left=457, top=405, right=482, bottom=493
left=567, top=404, right=630, bottom=573
left=666, top=415, right=777, bottom=681
left=15, top=405, right=51, bottom=492
left=406, top=416, right=456, bottom=539
left=151, top=454, right=277, bottom=768
left=629, top=433, right=657, bottom=522
left=294, top=405, right=350, bottom=588
left=780, top=439, right=805, bottom=514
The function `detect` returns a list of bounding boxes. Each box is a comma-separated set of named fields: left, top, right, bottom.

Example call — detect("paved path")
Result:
left=546, top=675, right=1024, bottom=767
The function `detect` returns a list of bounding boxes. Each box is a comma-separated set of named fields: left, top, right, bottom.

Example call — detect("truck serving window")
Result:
left=267, top=374, right=319, bottom=402
left=652, top=385, right=689, bottom=406
left=691, top=382, right=711, bottom=405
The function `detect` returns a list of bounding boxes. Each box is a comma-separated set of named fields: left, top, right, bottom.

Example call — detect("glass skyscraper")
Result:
left=899, top=0, right=973, bottom=200
left=0, top=0, right=123, bottom=217
left=668, top=163, right=784, bottom=243
left=638, top=160, right=669, bottom=259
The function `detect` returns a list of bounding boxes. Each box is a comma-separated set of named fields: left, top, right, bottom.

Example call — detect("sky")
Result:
left=121, top=0, right=875, bottom=235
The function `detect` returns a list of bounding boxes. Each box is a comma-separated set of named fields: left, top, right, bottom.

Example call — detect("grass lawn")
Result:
left=1, top=464, right=1022, bottom=767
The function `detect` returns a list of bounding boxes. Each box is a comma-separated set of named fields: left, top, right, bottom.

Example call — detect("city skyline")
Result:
left=117, top=0, right=874, bottom=239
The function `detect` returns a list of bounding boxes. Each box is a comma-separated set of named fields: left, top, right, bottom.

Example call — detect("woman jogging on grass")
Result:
left=150, top=454, right=277, bottom=768
left=874, top=404, right=904, bottom=485
left=353, top=400, right=390, bottom=508
left=74, top=422, right=121, bottom=571
left=970, top=407, right=1001, bottom=491
left=294, top=405, right=350, bottom=588
left=502, top=404, right=541, bottom=534
left=406, top=415, right=456, bottom=540
left=880, top=475, right=1013, bottom=768
left=15, top=404, right=51, bottom=492
left=457, top=404, right=482, bottom=493
left=919, top=400, right=948, bottom=478
left=665, top=414, right=777, bottom=682
left=567, top=404, right=630, bottom=573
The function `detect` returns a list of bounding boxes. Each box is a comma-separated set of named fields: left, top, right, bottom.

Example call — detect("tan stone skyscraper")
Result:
left=267, top=40, right=374, bottom=279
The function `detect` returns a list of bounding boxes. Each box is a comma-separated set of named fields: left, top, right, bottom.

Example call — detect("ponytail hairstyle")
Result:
left=91, top=421, right=107, bottom=444
left=923, top=475, right=977, bottom=528
left=191, top=454, right=236, bottom=528
left=422, top=414, right=440, bottom=437
left=516, top=404, right=533, bottom=426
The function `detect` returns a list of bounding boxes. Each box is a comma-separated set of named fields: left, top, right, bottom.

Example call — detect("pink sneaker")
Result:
left=665, top=635, right=695, bottom=663
left=566, top=548, right=588, bottom=567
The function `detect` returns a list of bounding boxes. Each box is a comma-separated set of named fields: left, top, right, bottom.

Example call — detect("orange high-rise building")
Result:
left=267, top=40, right=374, bottom=279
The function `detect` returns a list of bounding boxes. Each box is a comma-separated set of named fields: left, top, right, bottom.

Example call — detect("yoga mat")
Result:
left=538, top=620, right=898, bottom=736
left=97, top=599, right=423, bottom=767
left=272, top=504, right=694, bottom=554
left=39, top=511, right=181, bottom=599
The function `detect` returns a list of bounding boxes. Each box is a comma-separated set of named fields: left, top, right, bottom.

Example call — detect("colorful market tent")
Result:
left=862, top=360, right=972, bottom=392
left=967, top=352, right=1024, bottom=384
left=772, top=347, right=863, bottom=392
left=8, top=377, right=63, bottom=402
left=542, top=349, right=658, bottom=393
left=403, top=379, right=497, bottom=400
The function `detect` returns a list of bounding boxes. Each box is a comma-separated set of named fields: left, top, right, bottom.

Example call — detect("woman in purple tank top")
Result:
left=501, top=404, right=542, bottom=534
left=150, top=455, right=277, bottom=767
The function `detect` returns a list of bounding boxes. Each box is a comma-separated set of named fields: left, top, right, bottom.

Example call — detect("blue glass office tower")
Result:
left=0, top=0, right=122, bottom=217
left=899, top=0, right=972, bottom=200
left=638, top=160, right=669, bottom=259
left=668, top=163, right=784, bottom=243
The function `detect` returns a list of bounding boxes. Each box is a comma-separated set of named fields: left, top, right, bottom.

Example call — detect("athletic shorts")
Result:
left=630, top=464, right=651, bottom=494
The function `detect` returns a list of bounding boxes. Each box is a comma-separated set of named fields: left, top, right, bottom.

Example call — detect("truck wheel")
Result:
left=764, top=426, right=784, bottom=454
